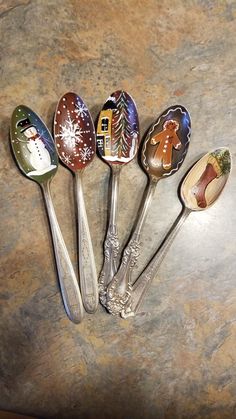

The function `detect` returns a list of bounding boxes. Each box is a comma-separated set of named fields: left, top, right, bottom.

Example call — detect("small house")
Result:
left=97, top=109, right=113, bottom=157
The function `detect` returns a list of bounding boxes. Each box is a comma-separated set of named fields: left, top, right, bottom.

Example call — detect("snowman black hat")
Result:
left=17, top=117, right=36, bottom=133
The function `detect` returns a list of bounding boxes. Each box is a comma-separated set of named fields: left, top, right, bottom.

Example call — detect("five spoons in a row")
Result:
left=10, top=91, right=231, bottom=323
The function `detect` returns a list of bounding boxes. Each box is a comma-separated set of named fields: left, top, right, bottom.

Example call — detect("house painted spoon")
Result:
left=10, top=105, right=84, bottom=324
left=106, top=105, right=191, bottom=315
left=96, top=90, right=139, bottom=306
left=54, top=92, right=98, bottom=314
left=122, top=147, right=232, bottom=318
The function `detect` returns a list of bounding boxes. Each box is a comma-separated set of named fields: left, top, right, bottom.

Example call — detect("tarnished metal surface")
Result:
left=1, top=1, right=236, bottom=418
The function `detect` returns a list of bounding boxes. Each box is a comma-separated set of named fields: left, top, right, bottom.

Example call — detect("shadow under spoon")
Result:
left=10, top=105, right=84, bottom=323
left=122, top=147, right=232, bottom=318
left=96, top=90, right=140, bottom=307
left=106, top=105, right=191, bottom=315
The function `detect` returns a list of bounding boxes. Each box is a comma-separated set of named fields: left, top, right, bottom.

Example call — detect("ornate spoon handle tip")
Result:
left=122, top=207, right=191, bottom=318
left=99, top=166, right=121, bottom=306
left=106, top=179, right=157, bottom=315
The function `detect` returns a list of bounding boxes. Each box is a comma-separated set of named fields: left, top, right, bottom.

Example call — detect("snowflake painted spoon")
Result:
left=54, top=92, right=98, bottom=314
left=122, top=147, right=231, bottom=318
left=96, top=90, right=139, bottom=306
left=106, top=105, right=191, bottom=315
left=10, top=105, right=84, bottom=324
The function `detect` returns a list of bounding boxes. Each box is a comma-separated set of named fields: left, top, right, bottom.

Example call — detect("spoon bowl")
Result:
left=54, top=92, right=96, bottom=171
left=97, top=90, right=139, bottom=166
left=11, top=105, right=58, bottom=182
left=181, top=148, right=231, bottom=210
left=141, top=105, right=191, bottom=180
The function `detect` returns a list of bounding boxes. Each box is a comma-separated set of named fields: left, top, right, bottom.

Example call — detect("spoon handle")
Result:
left=75, top=172, right=98, bottom=313
left=106, top=179, right=157, bottom=315
left=121, top=207, right=191, bottom=318
left=99, top=165, right=121, bottom=306
left=41, top=181, right=84, bottom=324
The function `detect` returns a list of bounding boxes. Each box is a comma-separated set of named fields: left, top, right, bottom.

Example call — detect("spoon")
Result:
left=10, top=105, right=84, bottom=324
left=121, top=147, right=231, bottom=318
left=96, top=90, right=139, bottom=306
left=54, top=92, right=98, bottom=314
left=106, top=105, right=191, bottom=315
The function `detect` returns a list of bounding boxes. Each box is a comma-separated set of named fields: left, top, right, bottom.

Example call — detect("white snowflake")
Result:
left=62, top=151, right=72, bottom=165
left=75, top=102, right=88, bottom=118
left=79, top=146, right=93, bottom=162
left=56, top=115, right=83, bottom=148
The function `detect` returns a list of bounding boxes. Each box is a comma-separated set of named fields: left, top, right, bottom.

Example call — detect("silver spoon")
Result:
left=106, top=105, right=191, bottom=315
left=96, top=90, right=139, bottom=306
left=54, top=92, right=98, bottom=314
left=122, top=147, right=232, bottom=318
left=10, top=105, right=84, bottom=323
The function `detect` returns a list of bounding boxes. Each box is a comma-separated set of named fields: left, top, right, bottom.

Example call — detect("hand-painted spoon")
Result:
left=122, top=147, right=231, bottom=318
left=10, top=105, right=84, bottom=324
left=96, top=90, right=139, bottom=306
left=106, top=105, right=191, bottom=315
left=54, top=92, right=98, bottom=314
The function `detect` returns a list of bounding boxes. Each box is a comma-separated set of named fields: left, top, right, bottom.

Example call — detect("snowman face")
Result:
left=24, top=126, right=37, bottom=138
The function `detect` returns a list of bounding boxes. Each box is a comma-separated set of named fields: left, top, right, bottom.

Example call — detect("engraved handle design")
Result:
left=41, top=181, right=84, bottom=324
left=75, top=173, right=98, bottom=313
left=99, top=166, right=121, bottom=306
left=99, top=226, right=119, bottom=306
left=121, top=207, right=191, bottom=318
left=106, top=179, right=157, bottom=315
left=106, top=237, right=141, bottom=315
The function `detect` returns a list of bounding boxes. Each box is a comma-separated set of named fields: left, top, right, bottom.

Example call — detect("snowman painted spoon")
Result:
left=54, top=92, right=98, bottom=314
left=10, top=105, right=84, bottom=324
left=122, top=147, right=231, bottom=318
left=96, top=90, right=139, bottom=306
left=106, top=105, right=191, bottom=315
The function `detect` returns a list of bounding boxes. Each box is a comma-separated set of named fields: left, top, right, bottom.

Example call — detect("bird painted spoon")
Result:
left=54, top=92, right=98, bottom=314
left=96, top=90, right=139, bottom=306
left=121, top=147, right=231, bottom=318
left=10, top=105, right=84, bottom=324
left=106, top=105, right=191, bottom=315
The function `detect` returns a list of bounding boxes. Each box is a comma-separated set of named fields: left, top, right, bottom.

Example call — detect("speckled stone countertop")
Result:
left=1, top=1, right=236, bottom=418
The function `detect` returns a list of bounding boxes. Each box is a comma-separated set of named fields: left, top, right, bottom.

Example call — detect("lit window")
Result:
left=97, top=135, right=103, bottom=148
left=101, top=117, right=109, bottom=132
left=105, top=136, right=110, bottom=148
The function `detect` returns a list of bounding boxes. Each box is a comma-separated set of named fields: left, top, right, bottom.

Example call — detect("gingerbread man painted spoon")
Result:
left=54, top=93, right=98, bottom=314
left=106, top=105, right=191, bottom=315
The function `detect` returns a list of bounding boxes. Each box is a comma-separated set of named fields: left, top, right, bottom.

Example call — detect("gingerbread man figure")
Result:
left=150, top=119, right=181, bottom=170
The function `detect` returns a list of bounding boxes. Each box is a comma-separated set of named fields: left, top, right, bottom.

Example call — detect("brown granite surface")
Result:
left=1, top=1, right=236, bottom=418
